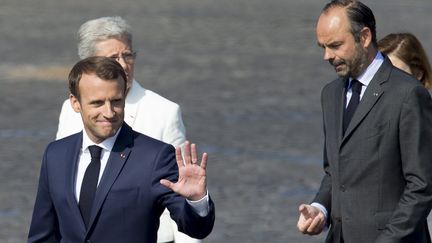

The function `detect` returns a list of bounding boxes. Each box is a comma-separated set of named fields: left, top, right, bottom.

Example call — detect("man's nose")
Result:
left=323, top=48, right=334, bottom=61
left=102, top=102, right=115, bottom=118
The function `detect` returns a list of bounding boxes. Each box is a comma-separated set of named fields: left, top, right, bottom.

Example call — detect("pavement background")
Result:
left=0, top=0, right=431, bottom=242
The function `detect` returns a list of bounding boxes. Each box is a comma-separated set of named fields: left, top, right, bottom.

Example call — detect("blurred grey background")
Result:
left=1, top=0, right=431, bottom=242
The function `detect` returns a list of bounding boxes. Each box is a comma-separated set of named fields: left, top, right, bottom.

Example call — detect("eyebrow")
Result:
left=89, top=99, right=104, bottom=105
left=317, top=40, right=343, bottom=48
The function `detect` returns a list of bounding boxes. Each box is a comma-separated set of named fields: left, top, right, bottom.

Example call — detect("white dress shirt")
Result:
left=75, top=128, right=120, bottom=201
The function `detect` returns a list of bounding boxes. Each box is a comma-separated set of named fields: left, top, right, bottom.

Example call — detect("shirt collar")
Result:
left=81, top=126, right=122, bottom=152
left=352, top=52, right=384, bottom=87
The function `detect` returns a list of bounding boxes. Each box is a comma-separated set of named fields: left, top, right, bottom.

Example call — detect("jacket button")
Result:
left=340, top=185, right=345, bottom=192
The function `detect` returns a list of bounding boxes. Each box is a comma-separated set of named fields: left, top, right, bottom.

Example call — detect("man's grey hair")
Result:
left=77, top=16, right=133, bottom=59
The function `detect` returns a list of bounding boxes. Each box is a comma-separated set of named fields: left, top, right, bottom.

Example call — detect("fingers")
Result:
left=183, top=141, right=191, bottom=165
left=299, top=204, right=308, bottom=214
left=299, top=204, right=311, bottom=219
left=297, top=204, right=325, bottom=235
left=175, top=147, right=184, bottom=168
left=200, top=152, right=208, bottom=170
left=297, top=217, right=312, bottom=233
left=307, top=213, right=325, bottom=234
left=298, top=204, right=311, bottom=232
left=178, top=141, right=207, bottom=168
left=191, top=143, right=197, bottom=163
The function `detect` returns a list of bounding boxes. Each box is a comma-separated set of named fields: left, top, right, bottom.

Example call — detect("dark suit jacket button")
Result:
left=340, top=185, right=345, bottom=192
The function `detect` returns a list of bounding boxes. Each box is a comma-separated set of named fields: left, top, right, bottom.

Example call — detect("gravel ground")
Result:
left=1, top=0, right=431, bottom=242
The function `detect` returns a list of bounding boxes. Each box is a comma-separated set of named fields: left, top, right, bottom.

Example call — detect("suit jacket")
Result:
left=56, top=79, right=186, bottom=147
left=313, top=58, right=432, bottom=243
left=28, top=123, right=215, bottom=243
left=55, top=79, right=190, bottom=242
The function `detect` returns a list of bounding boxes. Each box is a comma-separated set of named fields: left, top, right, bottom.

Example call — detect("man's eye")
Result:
left=329, top=43, right=341, bottom=49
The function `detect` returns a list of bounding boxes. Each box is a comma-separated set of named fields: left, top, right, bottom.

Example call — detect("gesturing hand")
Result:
left=297, top=204, right=326, bottom=235
left=160, top=141, right=208, bottom=201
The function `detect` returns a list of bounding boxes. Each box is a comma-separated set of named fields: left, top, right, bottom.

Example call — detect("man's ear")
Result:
left=70, top=94, right=81, bottom=113
left=360, top=27, right=372, bottom=49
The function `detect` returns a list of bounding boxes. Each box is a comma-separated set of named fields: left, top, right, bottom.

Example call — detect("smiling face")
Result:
left=70, top=72, right=125, bottom=143
left=316, top=7, right=369, bottom=78
left=94, top=38, right=135, bottom=91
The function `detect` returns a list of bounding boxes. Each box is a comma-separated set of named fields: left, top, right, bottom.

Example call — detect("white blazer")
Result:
left=56, top=80, right=200, bottom=243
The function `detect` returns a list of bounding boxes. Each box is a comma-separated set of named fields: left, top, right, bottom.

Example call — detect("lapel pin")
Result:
left=373, top=92, right=379, bottom=96
left=120, top=153, right=126, bottom=159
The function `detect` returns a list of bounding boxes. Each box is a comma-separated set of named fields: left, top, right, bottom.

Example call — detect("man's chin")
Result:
left=97, top=131, right=117, bottom=140
left=100, top=126, right=121, bottom=137
left=334, top=67, right=348, bottom=77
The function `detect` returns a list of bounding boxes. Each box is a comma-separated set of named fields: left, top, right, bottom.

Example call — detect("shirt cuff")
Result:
left=186, top=191, right=209, bottom=217
left=311, top=202, right=328, bottom=222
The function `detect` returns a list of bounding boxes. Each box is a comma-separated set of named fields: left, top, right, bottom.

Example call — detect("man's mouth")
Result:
left=332, top=62, right=345, bottom=71
left=98, top=120, right=115, bottom=126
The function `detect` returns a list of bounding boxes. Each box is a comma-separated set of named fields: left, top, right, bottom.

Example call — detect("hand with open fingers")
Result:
left=297, top=204, right=326, bottom=235
left=160, top=141, right=208, bottom=201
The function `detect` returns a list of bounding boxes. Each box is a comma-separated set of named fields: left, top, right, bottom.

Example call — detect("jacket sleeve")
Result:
left=313, top=86, right=333, bottom=222
left=28, top=147, right=60, bottom=243
left=376, top=86, right=432, bottom=242
left=313, top=130, right=332, bottom=224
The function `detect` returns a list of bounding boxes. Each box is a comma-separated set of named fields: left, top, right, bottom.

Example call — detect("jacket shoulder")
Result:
left=321, top=78, right=344, bottom=98
left=47, top=133, right=81, bottom=152
left=129, top=128, right=175, bottom=151
left=130, top=80, right=180, bottom=109
left=141, top=89, right=180, bottom=110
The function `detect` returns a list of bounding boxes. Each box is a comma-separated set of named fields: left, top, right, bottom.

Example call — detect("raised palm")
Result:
left=160, top=141, right=208, bottom=201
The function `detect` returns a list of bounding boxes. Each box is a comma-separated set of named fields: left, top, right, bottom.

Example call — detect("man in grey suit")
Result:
left=297, top=0, right=432, bottom=242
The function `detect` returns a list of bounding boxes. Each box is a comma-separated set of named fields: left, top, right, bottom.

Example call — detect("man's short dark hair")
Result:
left=323, top=0, right=377, bottom=46
left=68, top=56, right=127, bottom=100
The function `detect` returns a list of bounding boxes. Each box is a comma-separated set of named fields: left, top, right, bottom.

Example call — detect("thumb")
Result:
left=299, top=204, right=311, bottom=217
left=160, top=179, right=175, bottom=190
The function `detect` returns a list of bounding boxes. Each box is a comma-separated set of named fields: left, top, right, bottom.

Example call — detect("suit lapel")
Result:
left=64, top=133, right=88, bottom=231
left=336, top=78, right=347, bottom=142
left=341, top=58, right=392, bottom=143
left=86, top=124, right=134, bottom=231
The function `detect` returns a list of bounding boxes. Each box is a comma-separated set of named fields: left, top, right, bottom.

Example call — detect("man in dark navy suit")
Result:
left=28, top=56, right=215, bottom=243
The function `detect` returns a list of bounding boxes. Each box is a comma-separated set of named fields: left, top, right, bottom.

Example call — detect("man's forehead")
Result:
left=317, top=11, right=351, bottom=42
left=318, top=7, right=349, bottom=30
left=327, top=14, right=343, bottom=29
